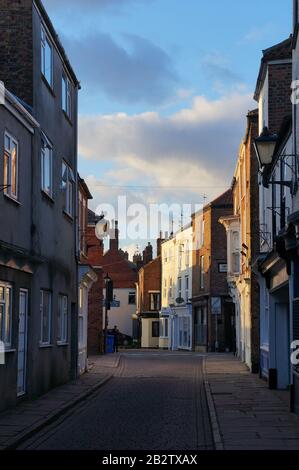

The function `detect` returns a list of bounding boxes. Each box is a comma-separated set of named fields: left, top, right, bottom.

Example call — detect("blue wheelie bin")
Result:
left=106, top=334, right=115, bottom=354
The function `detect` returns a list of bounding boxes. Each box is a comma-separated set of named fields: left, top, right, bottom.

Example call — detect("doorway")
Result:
left=17, top=290, right=28, bottom=397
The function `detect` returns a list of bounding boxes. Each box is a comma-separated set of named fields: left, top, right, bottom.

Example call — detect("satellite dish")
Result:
left=175, top=297, right=184, bottom=304
left=95, top=218, right=110, bottom=240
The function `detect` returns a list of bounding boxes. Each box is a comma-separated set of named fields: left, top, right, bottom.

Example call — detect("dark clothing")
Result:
left=112, top=329, right=119, bottom=353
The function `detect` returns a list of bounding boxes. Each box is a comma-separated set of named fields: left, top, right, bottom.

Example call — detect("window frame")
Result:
left=149, top=292, right=160, bottom=311
left=57, top=294, right=68, bottom=344
left=4, top=132, right=18, bottom=201
left=41, top=136, right=53, bottom=198
left=128, top=292, right=136, bottom=305
left=41, top=26, right=53, bottom=88
left=40, top=290, right=52, bottom=346
left=62, top=161, right=75, bottom=218
left=0, top=282, right=12, bottom=348
left=200, top=256, right=205, bottom=289
left=62, top=73, right=72, bottom=119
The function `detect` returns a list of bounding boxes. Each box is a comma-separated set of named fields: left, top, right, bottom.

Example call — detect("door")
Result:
left=275, top=302, right=290, bottom=389
left=17, top=290, right=28, bottom=397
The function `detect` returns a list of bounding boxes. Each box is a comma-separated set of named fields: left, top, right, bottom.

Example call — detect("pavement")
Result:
left=1, top=351, right=299, bottom=451
left=205, top=353, right=299, bottom=450
left=0, top=354, right=120, bottom=450
left=15, top=351, right=213, bottom=451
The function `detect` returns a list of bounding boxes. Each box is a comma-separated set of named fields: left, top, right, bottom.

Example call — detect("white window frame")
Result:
left=200, top=256, right=205, bottom=289
left=178, top=277, right=182, bottom=299
left=41, top=135, right=53, bottom=198
left=62, top=73, right=72, bottom=119
left=4, top=132, right=18, bottom=200
left=149, top=291, right=160, bottom=311
left=41, top=26, right=53, bottom=87
left=0, top=282, right=12, bottom=348
left=62, top=161, right=75, bottom=218
left=57, top=295, right=68, bottom=344
left=185, top=275, right=189, bottom=302
left=40, top=290, right=52, bottom=346
left=160, top=318, right=169, bottom=338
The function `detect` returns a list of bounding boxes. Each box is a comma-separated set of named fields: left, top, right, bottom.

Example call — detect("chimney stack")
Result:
left=109, top=220, right=119, bottom=252
left=143, top=242, right=153, bottom=265
left=157, top=232, right=164, bottom=257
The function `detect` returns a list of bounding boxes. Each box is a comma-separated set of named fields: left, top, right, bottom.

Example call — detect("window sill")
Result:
left=4, top=348, right=16, bottom=353
left=4, top=193, right=20, bottom=206
left=39, top=344, right=53, bottom=349
left=63, top=210, right=74, bottom=223
left=62, top=110, right=73, bottom=126
left=41, top=189, right=55, bottom=204
left=57, top=341, right=69, bottom=347
left=41, top=74, right=55, bottom=97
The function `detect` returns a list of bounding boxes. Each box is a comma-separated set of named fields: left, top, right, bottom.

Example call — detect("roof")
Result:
left=88, top=209, right=102, bottom=225
left=207, top=188, right=233, bottom=209
left=35, top=0, right=80, bottom=87
left=254, top=36, right=292, bottom=101
left=78, top=175, right=93, bottom=200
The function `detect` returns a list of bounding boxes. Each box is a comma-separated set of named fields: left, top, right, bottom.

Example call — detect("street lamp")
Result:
left=103, top=273, right=112, bottom=354
left=254, top=127, right=278, bottom=169
left=254, top=126, right=298, bottom=194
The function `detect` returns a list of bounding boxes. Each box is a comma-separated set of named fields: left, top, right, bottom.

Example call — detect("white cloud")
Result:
left=79, top=92, right=255, bottom=190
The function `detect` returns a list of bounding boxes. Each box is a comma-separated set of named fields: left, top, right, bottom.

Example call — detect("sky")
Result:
left=43, top=0, right=292, bottom=257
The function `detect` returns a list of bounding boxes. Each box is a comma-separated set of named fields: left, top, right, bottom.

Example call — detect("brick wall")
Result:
left=268, top=63, right=292, bottom=134
left=138, top=257, right=161, bottom=313
left=0, top=0, right=33, bottom=105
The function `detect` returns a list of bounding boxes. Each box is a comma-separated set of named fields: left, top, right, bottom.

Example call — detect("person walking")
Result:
left=112, top=325, right=119, bottom=353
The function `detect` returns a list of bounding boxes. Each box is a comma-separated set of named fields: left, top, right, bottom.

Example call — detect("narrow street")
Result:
left=18, top=352, right=213, bottom=451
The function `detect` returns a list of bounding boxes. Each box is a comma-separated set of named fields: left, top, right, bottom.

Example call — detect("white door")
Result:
left=17, top=290, right=28, bottom=397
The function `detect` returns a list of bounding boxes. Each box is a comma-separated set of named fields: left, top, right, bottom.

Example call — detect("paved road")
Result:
left=19, top=351, right=213, bottom=450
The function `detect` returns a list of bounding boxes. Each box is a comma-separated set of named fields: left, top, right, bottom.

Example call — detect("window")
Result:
left=40, top=290, right=52, bottom=345
left=178, top=245, right=183, bottom=270
left=41, top=27, right=53, bottom=87
left=4, top=133, right=18, bottom=200
left=152, top=321, right=160, bottom=338
left=200, top=256, right=205, bottom=289
left=78, top=287, right=84, bottom=346
left=128, top=292, right=136, bottom=305
left=0, top=282, right=12, bottom=347
left=185, top=275, right=189, bottom=301
left=149, top=292, right=160, bottom=311
left=232, top=231, right=240, bottom=274
left=169, top=278, right=173, bottom=300
left=62, top=161, right=75, bottom=217
left=185, top=241, right=189, bottom=267
left=62, top=74, right=71, bottom=118
left=57, top=295, right=68, bottom=344
left=41, top=136, right=53, bottom=197
left=201, top=220, right=205, bottom=247
left=160, top=318, right=169, bottom=338
left=178, top=277, right=182, bottom=299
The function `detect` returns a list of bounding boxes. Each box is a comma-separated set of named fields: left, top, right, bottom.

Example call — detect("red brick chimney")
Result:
left=157, top=232, right=164, bottom=257
left=109, top=220, right=119, bottom=252
left=143, top=242, right=153, bottom=265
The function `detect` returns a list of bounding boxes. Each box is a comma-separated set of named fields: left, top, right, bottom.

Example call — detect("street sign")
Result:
left=111, top=300, right=120, bottom=308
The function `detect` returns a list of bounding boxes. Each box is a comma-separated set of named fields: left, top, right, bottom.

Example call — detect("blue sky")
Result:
left=43, top=0, right=292, bottom=255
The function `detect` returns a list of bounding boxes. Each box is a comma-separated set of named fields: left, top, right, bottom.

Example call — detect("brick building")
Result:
left=86, top=210, right=104, bottom=355
left=192, top=190, right=234, bottom=352
left=136, top=238, right=163, bottom=348
left=101, top=221, right=138, bottom=339
left=220, top=110, right=260, bottom=372
left=77, top=180, right=97, bottom=375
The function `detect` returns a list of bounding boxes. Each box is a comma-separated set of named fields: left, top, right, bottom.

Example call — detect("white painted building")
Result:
left=105, top=287, right=136, bottom=338
left=160, top=225, right=193, bottom=351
